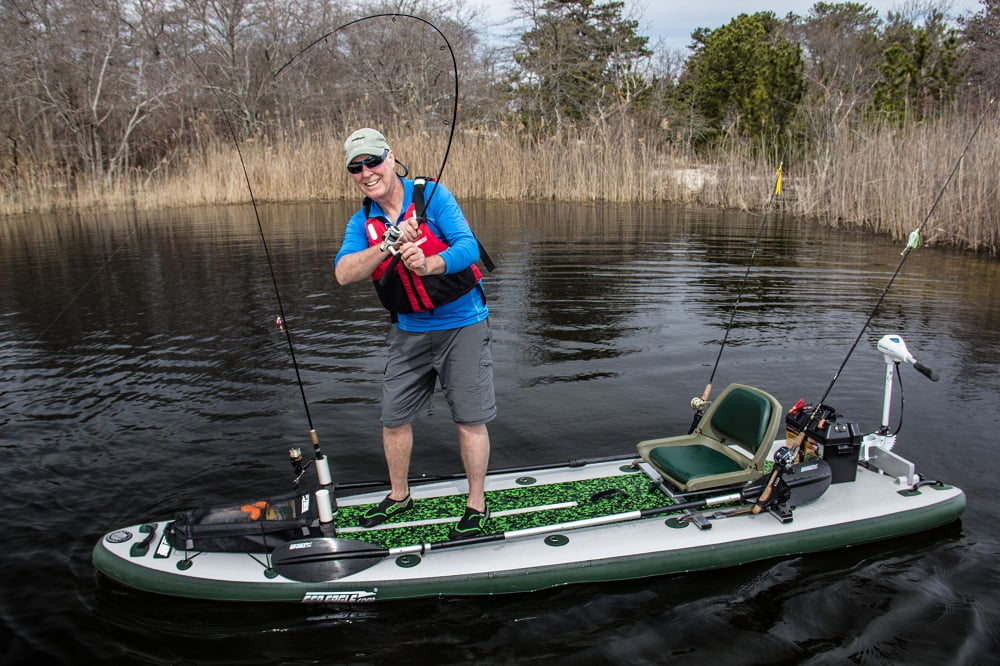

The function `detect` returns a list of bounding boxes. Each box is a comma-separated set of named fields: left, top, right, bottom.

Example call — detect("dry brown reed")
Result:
left=2, top=109, right=997, bottom=254
left=784, top=110, right=1000, bottom=252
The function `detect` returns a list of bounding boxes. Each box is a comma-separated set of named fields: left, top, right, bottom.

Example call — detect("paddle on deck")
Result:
left=271, top=460, right=832, bottom=582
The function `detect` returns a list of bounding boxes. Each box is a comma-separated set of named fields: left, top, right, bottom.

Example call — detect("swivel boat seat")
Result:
left=637, top=383, right=782, bottom=493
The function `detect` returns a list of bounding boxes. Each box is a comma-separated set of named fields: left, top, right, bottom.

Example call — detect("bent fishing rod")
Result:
left=753, top=98, right=995, bottom=514
left=271, top=13, right=458, bottom=200
left=273, top=14, right=459, bottom=287
left=203, top=14, right=459, bottom=490
left=689, top=161, right=783, bottom=432
left=192, top=57, right=330, bottom=489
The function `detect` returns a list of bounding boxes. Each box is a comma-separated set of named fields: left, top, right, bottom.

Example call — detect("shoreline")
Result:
left=2, top=120, right=997, bottom=256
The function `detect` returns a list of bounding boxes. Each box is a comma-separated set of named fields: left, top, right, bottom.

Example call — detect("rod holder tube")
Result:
left=315, top=454, right=332, bottom=486
left=316, top=488, right=335, bottom=524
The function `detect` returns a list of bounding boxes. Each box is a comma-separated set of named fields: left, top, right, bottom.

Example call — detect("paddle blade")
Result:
left=271, top=537, right=386, bottom=582
left=784, top=460, right=832, bottom=506
left=742, top=460, right=832, bottom=507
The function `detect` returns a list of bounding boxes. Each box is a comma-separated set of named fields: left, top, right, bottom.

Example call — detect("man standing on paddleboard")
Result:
left=334, top=128, right=494, bottom=539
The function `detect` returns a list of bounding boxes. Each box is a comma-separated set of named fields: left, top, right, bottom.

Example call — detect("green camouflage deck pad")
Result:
left=334, top=470, right=671, bottom=549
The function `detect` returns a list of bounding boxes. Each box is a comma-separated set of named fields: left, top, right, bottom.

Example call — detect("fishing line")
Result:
left=272, top=14, right=460, bottom=284
left=689, top=161, right=783, bottom=431
left=190, top=56, right=324, bottom=466
left=753, top=98, right=995, bottom=514
left=271, top=13, right=459, bottom=210
left=201, top=14, right=459, bottom=471
left=37, top=228, right=134, bottom=337
left=806, top=98, right=994, bottom=417
left=37, top=188, right=145, bottom=337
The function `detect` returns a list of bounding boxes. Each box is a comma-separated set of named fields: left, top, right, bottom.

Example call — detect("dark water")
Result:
left=2, top=201, right=999, bottom=664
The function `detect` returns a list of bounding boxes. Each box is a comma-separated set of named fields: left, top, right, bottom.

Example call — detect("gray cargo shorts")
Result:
left=381, top=318, right=496, bottom=427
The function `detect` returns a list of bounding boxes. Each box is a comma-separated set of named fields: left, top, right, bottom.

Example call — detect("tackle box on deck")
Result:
left=785, top=402, right=862, bottom=483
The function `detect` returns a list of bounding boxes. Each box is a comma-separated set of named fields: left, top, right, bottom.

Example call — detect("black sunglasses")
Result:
left=347, top=149, right=388, bottom=174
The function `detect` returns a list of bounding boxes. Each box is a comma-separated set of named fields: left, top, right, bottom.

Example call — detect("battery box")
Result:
left=785, top=402, right=862, bottom=483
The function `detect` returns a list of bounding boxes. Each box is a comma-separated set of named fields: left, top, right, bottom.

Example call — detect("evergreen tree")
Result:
left=509, top=0, right=651, bottom=133
left=871, top=9, right=967, bottom=124
left=680, top=12, right=805, bottom=145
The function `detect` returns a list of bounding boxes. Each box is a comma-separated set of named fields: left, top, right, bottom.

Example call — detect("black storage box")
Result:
left=817, top=421, right=862, bottom=483
left=785, top=403, right=862, bottom=484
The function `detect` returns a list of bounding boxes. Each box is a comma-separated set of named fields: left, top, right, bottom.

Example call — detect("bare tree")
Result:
left=786, top=2, right=884, bottom=153
left=3, top=0, right=184, bottom=181
left=961, top=0, right=1000, bottom=99
left=182, top=0, right=277, bottom=136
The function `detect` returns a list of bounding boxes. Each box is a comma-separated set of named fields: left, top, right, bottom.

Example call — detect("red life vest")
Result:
left=365, top=202, right=482, bottom=314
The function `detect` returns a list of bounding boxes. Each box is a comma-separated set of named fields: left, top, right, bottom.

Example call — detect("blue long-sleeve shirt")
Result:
left=335, top=178, right=488, bottom=332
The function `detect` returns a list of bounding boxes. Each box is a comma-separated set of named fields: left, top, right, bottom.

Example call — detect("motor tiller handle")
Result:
left=914, top=361, right=939, bottom=382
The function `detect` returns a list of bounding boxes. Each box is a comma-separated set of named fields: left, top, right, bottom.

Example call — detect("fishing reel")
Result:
left=289, top=446, right=310, bottom=485
left=379, top=226, right=404, bottom=255
left=773, top=446, right=795, bottom=469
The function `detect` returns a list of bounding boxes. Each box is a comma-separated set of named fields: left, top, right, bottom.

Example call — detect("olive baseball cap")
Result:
left=344, top=128, right=391, bottom=166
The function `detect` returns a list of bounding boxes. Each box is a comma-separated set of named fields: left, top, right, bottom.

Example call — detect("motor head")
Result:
left=877, top=334, right=915, bottom=364
left=876, top=334, right=939, bottom=381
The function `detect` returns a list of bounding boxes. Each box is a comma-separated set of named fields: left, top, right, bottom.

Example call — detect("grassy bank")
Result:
left=2, top=113, right=998, bottom=254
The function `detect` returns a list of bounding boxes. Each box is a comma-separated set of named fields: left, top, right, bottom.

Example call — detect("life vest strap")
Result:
left=362, top=177, right=494, bottom=272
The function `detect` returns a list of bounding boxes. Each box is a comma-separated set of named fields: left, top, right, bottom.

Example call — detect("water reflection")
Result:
left=1, top=200, right=998, bottom=664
